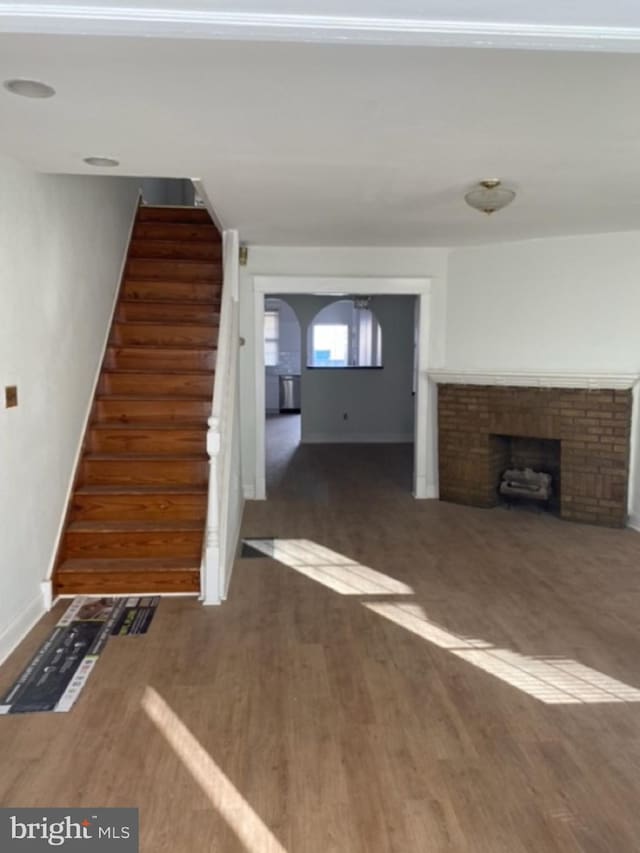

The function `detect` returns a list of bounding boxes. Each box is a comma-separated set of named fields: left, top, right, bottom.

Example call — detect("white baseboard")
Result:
left=40, top=580, right=53, bottom=611
left=0, top=595, right=46, bottom=668
left=628, top=513, right=640, bottom=533
left=414, top=476, right=439, bottom=499
left=222, top=496, right=245, bottom=601
left=302, top=432, right=414, bottom=444
left=243, top=484, right=256, bottom=499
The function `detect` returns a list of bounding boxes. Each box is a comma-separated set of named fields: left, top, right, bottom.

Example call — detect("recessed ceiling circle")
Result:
left=83, top=156, right=120, bottom=168
left=3, top=78, right=56, bottom=99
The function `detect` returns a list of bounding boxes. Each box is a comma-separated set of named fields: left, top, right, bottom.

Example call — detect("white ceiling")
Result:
left=1, top=2, right=640, bottom=246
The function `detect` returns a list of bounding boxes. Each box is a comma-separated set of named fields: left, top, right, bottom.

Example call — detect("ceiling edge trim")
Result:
left=2, top=5, right=640, bottom=52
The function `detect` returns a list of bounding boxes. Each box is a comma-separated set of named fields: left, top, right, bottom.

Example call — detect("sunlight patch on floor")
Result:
left=365, top=602, right=640, bottom=705
left=142, top=687, right=287, bottom=853
left=246, top=538, right=413, bottom=595
left=251, top=538, right=640, bottom=705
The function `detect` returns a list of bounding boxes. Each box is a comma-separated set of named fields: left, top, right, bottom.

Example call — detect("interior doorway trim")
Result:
left=253, top=275, right=434, bottom=500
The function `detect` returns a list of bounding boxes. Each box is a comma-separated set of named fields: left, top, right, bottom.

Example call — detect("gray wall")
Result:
left=140, top=178, right=195, bottom=206
left=278, top=295, right=416, bottom=443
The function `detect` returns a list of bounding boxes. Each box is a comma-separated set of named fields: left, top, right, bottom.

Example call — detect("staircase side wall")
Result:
left=0, top=153, right=140, bottom=663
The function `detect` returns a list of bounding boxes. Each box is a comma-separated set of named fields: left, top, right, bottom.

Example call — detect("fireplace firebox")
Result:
left=490, top=435, right=561, bottom=512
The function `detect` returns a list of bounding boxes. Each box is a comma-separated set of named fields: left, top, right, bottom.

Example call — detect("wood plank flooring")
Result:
left=3, top=434, right=640, bottom=851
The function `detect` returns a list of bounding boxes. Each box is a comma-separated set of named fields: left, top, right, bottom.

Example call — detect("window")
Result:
left=264, top=310, right=279, bottom=367
left=307, top=300, right=382, bottom=368
left=312, top=324, right=349, bottom=367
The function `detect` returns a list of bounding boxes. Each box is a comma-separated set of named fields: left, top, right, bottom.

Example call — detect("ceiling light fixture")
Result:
left=83, top=156, right=120, bottom=168
left=353, top=296, right=371, bottom=310
left=3, top=78, right=55, bottom=99
left=465, top=179, right=515, bottom=215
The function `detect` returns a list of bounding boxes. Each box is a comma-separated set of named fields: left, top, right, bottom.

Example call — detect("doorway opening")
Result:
left=253, top=278, right=434, bottom=501
left=264, top=297, right=302, bottom=492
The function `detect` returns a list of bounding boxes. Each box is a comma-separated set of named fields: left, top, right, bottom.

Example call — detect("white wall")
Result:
left=281, top=294, right=415, bottom=442
left=446, top=232, right=640, bottom=372
left=0, top=155, right=140, bottom=662
left=446, top=231, right=640, bottom=525
left=239, top=246, right=448, bottom=494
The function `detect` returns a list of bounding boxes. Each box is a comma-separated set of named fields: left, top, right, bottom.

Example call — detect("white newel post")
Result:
left=204, top=416, right=221, bottom=604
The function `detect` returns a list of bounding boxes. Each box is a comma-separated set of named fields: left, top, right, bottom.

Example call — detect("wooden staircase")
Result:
left=53, top=205, right=221, bottom=595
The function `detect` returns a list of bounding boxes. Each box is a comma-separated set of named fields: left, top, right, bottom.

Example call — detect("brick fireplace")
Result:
left=437, top=383, right=632, bottom=527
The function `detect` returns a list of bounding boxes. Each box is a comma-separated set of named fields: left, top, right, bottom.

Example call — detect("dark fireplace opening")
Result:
left=489, top=435, right=561, bottom=514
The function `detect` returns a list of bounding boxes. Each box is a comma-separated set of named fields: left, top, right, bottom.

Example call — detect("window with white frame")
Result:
left=307, top=299, right=382, bottom=367
left=264, top=310, right=279, bottom=367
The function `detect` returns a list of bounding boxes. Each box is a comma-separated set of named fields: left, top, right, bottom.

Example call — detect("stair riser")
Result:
left=123, top=281, right=220, bottom=303
left=133, top=222, right=219, bottom=242
left=90, top=429, right=206, bottom=455
left=116, top=302, right=220, bottom=324
left=70, top=493, right=207, bottom=522
left=126, top=259, right=219, bottom=281
left=94, top=398, right=210, bottom=423
left=99, top=373, right=214, bottom=397
left=82, top=459, right=209, bottom=487
left=111, top=323, right=218, bottom=348
left=105, top=348, right=216, bottom=371
left=129, top=240, right=221, bottom=261
left=54, top=572, right=200, bottom=595
left=63, top=531, right=203, bottom=560
left=137, top=207, right=212, bottom=224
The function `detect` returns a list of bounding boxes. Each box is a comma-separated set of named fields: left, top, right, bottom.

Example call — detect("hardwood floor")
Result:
left=3, top=439, right=640, bottom=851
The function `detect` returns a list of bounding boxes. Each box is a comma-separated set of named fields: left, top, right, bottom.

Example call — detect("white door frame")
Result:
left=253, top=275, right=435, bottom=500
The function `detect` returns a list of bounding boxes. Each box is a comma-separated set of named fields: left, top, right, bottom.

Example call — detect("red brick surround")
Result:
left=438, top=385, right=632, bottom=527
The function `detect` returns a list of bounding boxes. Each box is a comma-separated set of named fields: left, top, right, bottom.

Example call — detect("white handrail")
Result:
left=203, top=229, right=242, bottom=604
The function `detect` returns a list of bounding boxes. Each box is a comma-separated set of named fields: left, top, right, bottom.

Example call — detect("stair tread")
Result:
left=129, top=256, right=217, bottom=263
left=125, top=282, right=222, bottom=288
left=123, top=294, right=221, bottom=305
left=102, top=368, right=214, bottom=375
left=131, top=235, right=220, bottom=241
left=76, top=484, right=207, bottom=494
left=58, top=557, right=200, bottom=573
left=113, top=319, right=218, bottom=327
left=84, top=453, right=208, bottom=460
left=131, top=241, right=221, bottom=252
left=95, top=394, right=210, bottom=401
left=123, top=280, right=221, bottom=287
left=120, top=298, right=219, bottom=306
left=91, top=421, right=208, bottom=430
left=68, top=520, right=203, bottom=532
left=108, top=344, right=218, bottom=351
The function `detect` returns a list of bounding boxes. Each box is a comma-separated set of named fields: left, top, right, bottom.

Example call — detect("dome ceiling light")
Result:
left=465, top=179, right=515, bottom=214
left=3, top=78, right=56, bottom=99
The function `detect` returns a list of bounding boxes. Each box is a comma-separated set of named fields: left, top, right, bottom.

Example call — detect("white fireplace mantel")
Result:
left=428, top=369, right=639, bottom=391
